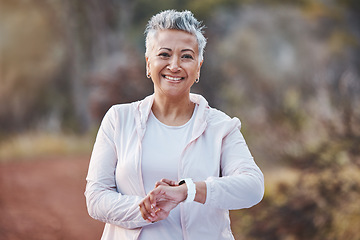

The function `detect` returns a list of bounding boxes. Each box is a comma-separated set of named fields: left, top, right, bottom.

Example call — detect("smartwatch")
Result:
left=179, top=178, right=196, bottom=203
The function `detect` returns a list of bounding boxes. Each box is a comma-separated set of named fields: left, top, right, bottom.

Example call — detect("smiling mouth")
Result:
left=163, top=75, right=185, bottom=81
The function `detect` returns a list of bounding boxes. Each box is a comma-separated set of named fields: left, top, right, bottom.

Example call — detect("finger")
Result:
left=150, top=208, right=164, bottom=223
left=160, top=178, right=177, bottom=186
left=148, top=187, right=166, bottom=213
left=155, top=181, right=169, bottom=188
left=139, top=201, right=153, bottom=221
left=139, top=201, right=150, bottom=220
left=149, top=188, right=159, bottom=208
left=145, top=197, right=157, bottom=217
left=140, top=196, right=156, bottom=220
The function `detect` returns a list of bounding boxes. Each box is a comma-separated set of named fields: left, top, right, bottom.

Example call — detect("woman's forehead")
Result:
left=152, top=30, right=198, bottom=52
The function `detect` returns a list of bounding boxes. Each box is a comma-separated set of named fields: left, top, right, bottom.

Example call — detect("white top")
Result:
left=139, top=106, right=197, bottom=240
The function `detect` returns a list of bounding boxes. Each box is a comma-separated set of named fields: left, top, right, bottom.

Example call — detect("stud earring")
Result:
left=147, top=74, right=151, bottom=78
left=195, top=78, right=199, bottom=83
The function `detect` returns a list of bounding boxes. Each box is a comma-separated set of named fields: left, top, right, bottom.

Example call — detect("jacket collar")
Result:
left=133, top=94, right=209, bottom=141
left=189, top=94, right=209, bottom=142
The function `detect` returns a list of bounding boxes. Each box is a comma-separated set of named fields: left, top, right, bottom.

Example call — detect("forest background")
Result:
left=0, top=0, right=360, bottom=239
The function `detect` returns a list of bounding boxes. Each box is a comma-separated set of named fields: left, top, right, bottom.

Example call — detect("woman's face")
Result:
left=146, top=29, right=203, bottom=99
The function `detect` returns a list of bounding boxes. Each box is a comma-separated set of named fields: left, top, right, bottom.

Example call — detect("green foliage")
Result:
left=231, top=165, right=360, bottom=240
left=285, top=137, right=359, bottom=171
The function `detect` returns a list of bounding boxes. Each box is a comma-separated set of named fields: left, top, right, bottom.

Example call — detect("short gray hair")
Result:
left=144, top=10, right=207, bottom=62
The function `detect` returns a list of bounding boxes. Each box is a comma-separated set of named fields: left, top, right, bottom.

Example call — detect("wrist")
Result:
left=194, top=181, right=207, bottom=204
left=179, top=184, right=188, bottom=202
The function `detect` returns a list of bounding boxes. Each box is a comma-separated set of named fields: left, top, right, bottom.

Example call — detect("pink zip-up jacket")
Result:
left=85, top=94, right=264, bottom=240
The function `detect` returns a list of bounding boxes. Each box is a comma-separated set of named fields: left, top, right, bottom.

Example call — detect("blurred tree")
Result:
left=0, top=0, right=66, bottom=134
left=0, top=0, right=147, bottom=134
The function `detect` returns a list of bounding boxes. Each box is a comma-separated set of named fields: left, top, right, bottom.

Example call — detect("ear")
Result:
left=145, top=56, right=150, bottom=75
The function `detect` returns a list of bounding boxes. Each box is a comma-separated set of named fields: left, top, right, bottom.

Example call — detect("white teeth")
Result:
left=165, top=75, right=182, bottom=81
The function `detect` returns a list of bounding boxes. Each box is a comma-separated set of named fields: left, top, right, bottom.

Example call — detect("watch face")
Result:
left=179, top=180, right=186, bottom=185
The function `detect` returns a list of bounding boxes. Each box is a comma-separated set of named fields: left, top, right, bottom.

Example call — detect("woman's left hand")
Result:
left=139, top=179, right=187, bottom=223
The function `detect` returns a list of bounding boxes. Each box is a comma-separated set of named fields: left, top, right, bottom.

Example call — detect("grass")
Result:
left=0, top=132, right=95, bottom=162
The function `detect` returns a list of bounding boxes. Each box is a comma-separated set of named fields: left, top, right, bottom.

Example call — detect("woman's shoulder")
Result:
left=104, top=102, right=133, bottom=118
left=208, top=107, right=231, bottom=120
left=104, top=95, right=152, bottom=122
left=206, top=107, right=242, bottom=130
left=207, top=106, right=235, bottom=122
left=101, top=100, right=141, bottom=126
left=107, top=95, right=151, bottom=115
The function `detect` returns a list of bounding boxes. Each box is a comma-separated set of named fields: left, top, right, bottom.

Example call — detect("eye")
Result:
left=182, top=54, right=194, bottom=59
left=158, top=52, right=170, bottom=58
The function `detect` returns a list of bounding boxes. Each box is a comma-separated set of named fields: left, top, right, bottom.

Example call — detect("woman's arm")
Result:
left=204, top=125, right=264, bottom=210
left=84, top=107, right=150, bottom=229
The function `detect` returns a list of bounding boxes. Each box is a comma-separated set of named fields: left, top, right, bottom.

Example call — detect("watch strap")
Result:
left=179, top=178, right=196, bottom=203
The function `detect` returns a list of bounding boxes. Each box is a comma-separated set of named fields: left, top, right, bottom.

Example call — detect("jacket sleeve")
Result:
left=84, top=106, right=150, bottom=229
left=204, top=118, right=264, bottom=210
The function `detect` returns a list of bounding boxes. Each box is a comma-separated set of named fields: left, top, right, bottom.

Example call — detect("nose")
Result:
left=167, top=56, right=181, bottom=72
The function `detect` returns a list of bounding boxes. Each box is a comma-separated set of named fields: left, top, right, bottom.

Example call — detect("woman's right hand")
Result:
left=138, top=179, right=187, bottom=223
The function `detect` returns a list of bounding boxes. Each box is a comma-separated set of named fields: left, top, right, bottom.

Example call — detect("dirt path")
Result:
left=0, top=156, right=104, bottom=240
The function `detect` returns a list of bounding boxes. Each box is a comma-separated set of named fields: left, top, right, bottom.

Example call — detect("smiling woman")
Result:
left=84, top=9, right=264, bottom=240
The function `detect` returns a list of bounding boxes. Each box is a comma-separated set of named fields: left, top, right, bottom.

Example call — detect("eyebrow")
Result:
left=181, top=49, right=195, bottom=54
left=159, top=47, right=172, bottom=51
left=159, top=47, right=195, bottom=54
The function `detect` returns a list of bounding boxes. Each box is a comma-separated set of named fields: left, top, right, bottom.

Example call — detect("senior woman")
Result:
left=85, top=9, right=264, bottom=240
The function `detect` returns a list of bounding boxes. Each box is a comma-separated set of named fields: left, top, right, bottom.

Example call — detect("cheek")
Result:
left=188, top=65, right=200, bottom=76
left=150, top=61, right=166, bottom=73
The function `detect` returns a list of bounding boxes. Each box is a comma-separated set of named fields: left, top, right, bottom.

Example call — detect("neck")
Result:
left=152, top=93, right=195, bottom=126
